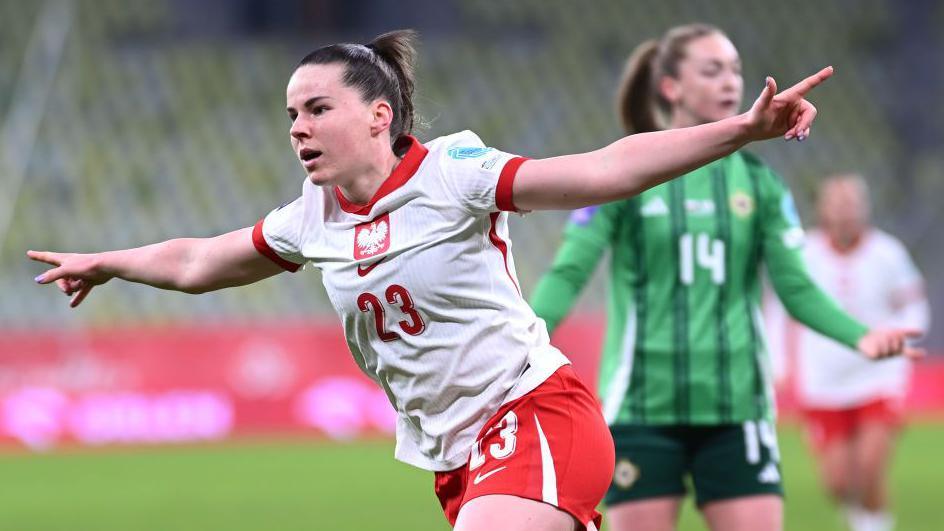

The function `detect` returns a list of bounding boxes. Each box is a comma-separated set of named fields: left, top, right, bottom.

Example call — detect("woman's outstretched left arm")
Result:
left=512, top=67, right=833, bottom=211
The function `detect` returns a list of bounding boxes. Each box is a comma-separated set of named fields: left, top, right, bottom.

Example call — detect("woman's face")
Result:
left=286, top=63, right=380, bottom=187
left=662, top=33, right=743, bottom=126
left=818, top=177, right=870, bottom=244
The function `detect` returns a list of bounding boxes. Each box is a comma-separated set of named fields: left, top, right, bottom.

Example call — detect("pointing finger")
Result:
left=27, top=250, right=62, bottom=267
left=780, top=66, right=834, bottom=99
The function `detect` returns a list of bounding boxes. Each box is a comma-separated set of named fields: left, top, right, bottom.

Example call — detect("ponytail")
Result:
left=616, top=40, right=661, bottom=135
left=297, top=29, right=419, bottom=142
left=368, top=30, right=417, bottom=138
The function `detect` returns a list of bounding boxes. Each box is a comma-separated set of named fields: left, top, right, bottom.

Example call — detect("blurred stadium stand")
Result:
left=1, top=0, right=941, bottom=349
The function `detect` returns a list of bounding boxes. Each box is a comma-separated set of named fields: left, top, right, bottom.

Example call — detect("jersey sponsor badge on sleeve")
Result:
left=780, top=194, right=801, bottom=226
left=481, top=154, right=501, bottom=170
left=781, top=226, right=805, bottom=249
left=447, top=146, right=494, bottom=159
left=354, top=213, right=391, bottom=260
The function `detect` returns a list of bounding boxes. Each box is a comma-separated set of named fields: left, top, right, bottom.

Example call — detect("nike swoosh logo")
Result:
left=472, top=466, right=507, bottom=485
left=356, top=257, right=386, bottom=277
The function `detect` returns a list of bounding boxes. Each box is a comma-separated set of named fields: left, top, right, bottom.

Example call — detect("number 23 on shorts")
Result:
left=470, top=410, right=518, bottom=481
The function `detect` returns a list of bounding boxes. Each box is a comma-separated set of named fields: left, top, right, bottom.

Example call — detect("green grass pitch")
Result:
left=1, top=423, right=941, bottom=530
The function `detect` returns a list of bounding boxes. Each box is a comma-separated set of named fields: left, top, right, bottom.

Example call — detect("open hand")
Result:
left=27, top=250, right=111, bottom=308
left=857, top=328, right=925, bottom=360
left=744, top=66, right=834, bottom=142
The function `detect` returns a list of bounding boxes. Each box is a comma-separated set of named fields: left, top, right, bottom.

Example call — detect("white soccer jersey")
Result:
left=782, top=229, right=930, bottom=408
left=252, top=131, right=568, bottom=471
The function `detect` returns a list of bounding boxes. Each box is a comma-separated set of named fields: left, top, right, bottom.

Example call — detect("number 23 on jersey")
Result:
left=357, top=284, right=426, bottom=341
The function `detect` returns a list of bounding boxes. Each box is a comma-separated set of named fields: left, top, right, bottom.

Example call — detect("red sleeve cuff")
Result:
left=496, top=156, right=528, bottom=212
left=252, top=219, right=302, bottom=272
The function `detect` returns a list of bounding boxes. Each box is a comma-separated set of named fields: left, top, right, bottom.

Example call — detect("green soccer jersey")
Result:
left=530, top=151, right=868, bottom=426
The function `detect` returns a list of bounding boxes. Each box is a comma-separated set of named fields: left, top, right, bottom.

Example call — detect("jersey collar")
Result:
left=334, top=135, right=428, bottom=216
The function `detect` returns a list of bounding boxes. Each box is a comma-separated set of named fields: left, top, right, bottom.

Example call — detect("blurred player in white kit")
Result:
left=768, top=174, right=930, bottom=531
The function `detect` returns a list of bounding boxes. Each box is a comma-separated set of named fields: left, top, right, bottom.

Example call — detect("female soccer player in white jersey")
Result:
left=770, top=175, right=929, bottom=531
left=27, top=29, right=914, bottom=531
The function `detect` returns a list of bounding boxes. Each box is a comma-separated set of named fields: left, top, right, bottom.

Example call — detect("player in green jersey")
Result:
left=530, top=24, right=923, bottom=531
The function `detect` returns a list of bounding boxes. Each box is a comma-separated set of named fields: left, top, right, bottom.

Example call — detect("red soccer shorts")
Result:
left=802, top=397, right=905, bottom=452
left=434, top=365, right=615, bottom=530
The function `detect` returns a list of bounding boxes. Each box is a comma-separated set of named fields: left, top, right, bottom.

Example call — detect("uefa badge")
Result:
left=354, top=213, right=391, bottom=260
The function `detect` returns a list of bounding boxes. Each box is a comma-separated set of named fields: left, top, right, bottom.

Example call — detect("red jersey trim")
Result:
left=252, top=219, right=302, bottom=272
left=488, top=212, right=520, bottom=295
left=496, top=156, right=528, bottom=212
left=335, top=135, right=429, bottom=216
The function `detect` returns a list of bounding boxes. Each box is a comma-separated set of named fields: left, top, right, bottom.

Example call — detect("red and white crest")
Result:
left=354, top=213, right=391, bottom=259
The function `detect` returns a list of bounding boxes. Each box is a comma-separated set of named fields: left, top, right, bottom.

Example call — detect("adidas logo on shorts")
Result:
left=757, top=462, right=781, bottom=484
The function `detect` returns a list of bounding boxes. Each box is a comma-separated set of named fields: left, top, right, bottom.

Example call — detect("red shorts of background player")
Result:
left=802, top=397, right=905, bottom=453
left=434, top=365, right=615, bottom=531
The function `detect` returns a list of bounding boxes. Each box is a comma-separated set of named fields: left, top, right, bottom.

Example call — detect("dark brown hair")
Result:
left=616, top=24, right=725, bottom=134
left=298, top=29, right=418, bottom=141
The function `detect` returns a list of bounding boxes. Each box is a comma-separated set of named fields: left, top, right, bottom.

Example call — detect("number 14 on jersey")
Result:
left=679, top=232, right=725, bottom=285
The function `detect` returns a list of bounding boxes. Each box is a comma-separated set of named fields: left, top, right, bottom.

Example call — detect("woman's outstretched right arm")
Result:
left=28, top=226, right=286, bottom=307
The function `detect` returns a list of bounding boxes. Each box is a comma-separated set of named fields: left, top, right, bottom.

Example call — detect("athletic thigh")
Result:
left=606, top=497, right=682, bottom=531
left=815, top=436, right=854, bottom=499
left=852, top=400, right=902, bottom=478
left=854, top=421, right=897, bottom=476
left=455, top=494, right=578, bottom=531
left=701, top=494, right=783, bottom=531
left=852, top=419, right=899, bottom=507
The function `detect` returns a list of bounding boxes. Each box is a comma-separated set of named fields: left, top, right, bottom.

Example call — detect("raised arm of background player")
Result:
left=529, top=203, right=620, bottom=333
left=530, top=157, right=924, bottom=360
left=736, top=155, right=918, bottom=360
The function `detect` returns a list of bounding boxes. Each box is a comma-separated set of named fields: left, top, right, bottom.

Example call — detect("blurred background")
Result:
left=0, top=0, right=941, bottom=530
